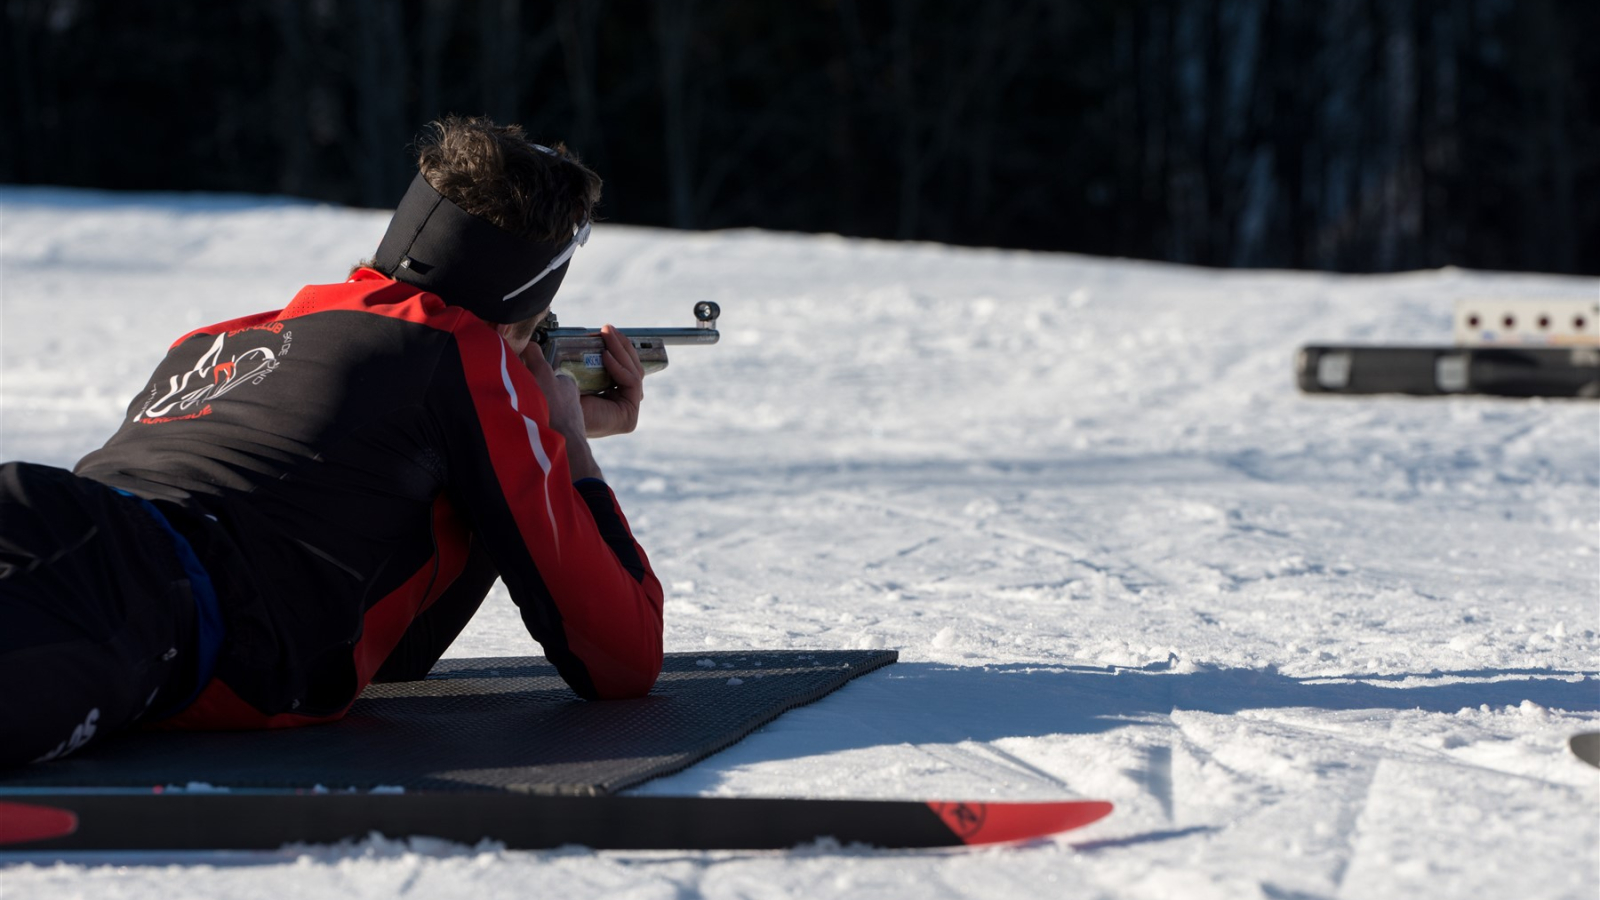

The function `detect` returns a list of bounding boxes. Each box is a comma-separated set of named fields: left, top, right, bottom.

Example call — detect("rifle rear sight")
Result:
left=535, top=302, right=721, bottom=394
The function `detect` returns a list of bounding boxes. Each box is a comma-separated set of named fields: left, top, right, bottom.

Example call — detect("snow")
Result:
left=2, top=185, right=1597, bottom=898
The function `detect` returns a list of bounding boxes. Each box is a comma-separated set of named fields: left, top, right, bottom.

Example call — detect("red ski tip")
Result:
left=0, top=802, right=80, bottom=846
left=928, top=800, right=1113, bottom=845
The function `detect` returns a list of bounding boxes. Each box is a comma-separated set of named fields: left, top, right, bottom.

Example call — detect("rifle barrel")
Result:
left=545, top=327, right=720, bottom=346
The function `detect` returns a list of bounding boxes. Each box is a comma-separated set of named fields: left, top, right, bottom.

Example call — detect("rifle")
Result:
left=535, top=301, right=721, bottom=394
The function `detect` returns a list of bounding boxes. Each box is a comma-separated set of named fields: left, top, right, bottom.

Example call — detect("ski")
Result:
left=1295, top=344, right=1599, bottom=397
left=1571, top=732, right=1600, bottom=769
left=0, top=792, right=1111, bottom=852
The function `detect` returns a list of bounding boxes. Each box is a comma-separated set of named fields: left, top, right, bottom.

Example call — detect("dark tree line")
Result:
left=3, top=0, right=1595, bottom=274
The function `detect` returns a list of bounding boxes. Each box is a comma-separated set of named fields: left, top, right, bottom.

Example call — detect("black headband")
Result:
left=373, top=173, right=578, bottom=324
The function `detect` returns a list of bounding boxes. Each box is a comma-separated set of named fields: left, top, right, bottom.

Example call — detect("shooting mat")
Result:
left=0, top=650, right=897, bottom=796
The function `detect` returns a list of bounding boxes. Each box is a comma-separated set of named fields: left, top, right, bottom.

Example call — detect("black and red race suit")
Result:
left=72, top=268, right=664, bottom=728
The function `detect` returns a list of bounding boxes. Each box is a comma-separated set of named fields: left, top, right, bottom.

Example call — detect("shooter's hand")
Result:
left=519, top=340, right=603, bottom=481
left=579, top=325, right=646, bottom=438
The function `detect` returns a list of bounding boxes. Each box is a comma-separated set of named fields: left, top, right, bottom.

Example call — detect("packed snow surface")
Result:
left=1, top=186, right=1597, bottom=899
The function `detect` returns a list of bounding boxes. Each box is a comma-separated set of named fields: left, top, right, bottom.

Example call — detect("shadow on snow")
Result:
left=731, top=659, right=1600, bottom=758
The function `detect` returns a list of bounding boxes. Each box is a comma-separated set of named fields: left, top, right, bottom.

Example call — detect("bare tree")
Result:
left=654, top=0, right=699, bottom=228
left=557, top=0, right=604, bottom=156
left=351, top=0, right=411, bottom=207
left=417, top=0, right=455, bottom=124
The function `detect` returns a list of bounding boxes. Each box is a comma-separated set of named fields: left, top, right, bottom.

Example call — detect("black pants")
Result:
left=0, top=463, right=198, bottom=767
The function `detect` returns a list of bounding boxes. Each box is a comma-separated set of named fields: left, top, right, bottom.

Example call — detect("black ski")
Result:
left=0, top=792, right=1112, bottom=852
left=1571, top=732, right=1600, bottom=769
left=1296, top=344, right=1599, bottom=397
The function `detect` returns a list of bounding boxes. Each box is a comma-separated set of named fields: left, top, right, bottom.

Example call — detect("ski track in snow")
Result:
left=1, top=186, right=1597, bottom=899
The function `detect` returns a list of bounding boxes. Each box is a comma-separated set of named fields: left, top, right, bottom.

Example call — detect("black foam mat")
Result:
left=0, top=650, right=897, bottom=796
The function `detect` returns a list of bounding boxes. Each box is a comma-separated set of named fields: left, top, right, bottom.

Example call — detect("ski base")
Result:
left=0, top=793, right=1112, bottom=852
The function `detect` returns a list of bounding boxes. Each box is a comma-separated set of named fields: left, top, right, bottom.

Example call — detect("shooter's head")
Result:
left=373, top=116, right=602, bottom=324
